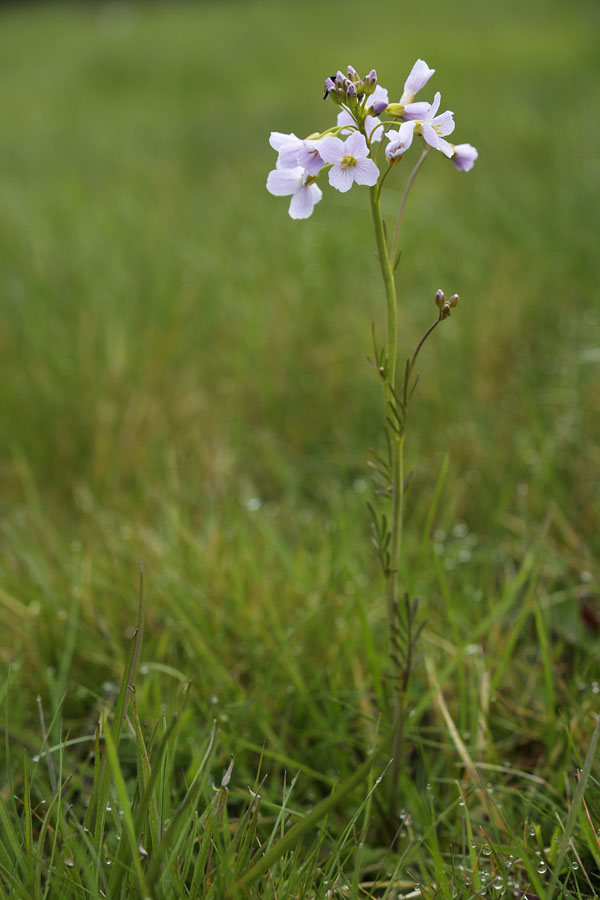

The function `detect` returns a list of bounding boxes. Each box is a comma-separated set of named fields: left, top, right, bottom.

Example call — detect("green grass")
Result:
left=1, top=0, right=600, bottom=896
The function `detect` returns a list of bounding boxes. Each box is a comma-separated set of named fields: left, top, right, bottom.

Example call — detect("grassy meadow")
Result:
left=1, top=0, right=600, bottom=896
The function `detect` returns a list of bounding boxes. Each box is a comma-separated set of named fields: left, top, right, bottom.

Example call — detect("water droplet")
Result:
left=106, top=805, right=112, bottom=812
left=426, top=783, right=432, bottom=791
left=493, top=876, right=504, bottom=890
left=528, top=827, right=536, bottom=837
left=537, top=861, right=547, bottom=875
left=458, top=799, right=465, bottom=807
left=482, top=845, right=492, bottom=857
left=571, top=861, right=579, bottom=871
left=506, top=855, right=515, bottom=868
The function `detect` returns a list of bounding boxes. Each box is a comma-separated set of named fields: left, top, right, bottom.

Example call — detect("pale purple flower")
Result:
left=269, top=131, right=325, bottom=176
left=269, top=132, right=303, bottom=169
left=451, top=143, right=478, bottom=171
left=400, top=59, right=435, bottom=105
left=400, top=101, right=432, bottom=121
left=336, top=84, right=389, bottom=143
left=318, top=132, right=379, bottom=192
left=266, top=166, right=323, bottom=219
left=385, top=121, right=415, bottom=160
left=416, top=92, right=455, bottom=157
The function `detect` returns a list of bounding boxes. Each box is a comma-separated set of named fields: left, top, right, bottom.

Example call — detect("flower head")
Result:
left=451, top=143, right=478, bottom=171
left=266, top=166, right=323, bottom=219
left=385, top=121, right=415, bottom=161
left=400, top=59, right=435, bottom=105
left=414, top=92, right=455, bottom=157
left=317, top=132, right=379, bottom=193
left=383, top=59, right=436, bottom=121
left=269, top=132, right=326, bottom=176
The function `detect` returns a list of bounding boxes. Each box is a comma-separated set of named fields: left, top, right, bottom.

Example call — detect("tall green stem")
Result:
left=370, top=186, right=406, bottom=818
left=369, top=188, right=402, bottom=624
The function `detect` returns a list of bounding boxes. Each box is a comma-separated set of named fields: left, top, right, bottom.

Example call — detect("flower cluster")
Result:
left=267, top=60, right=477, bottom=218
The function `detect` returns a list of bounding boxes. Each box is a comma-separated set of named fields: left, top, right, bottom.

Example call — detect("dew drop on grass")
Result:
left=458, top=798, right=465, bottom=807
left=528, top=827, right=535, bottom=837
left=571, top=861, right=579, bottom=870
left=493, top=877, right=504, bottom=890
left=537, top=861, right=547, bottom=874
left=482, top=844, right=492, bottom=857
left=426, top=783, right=432, bottom=791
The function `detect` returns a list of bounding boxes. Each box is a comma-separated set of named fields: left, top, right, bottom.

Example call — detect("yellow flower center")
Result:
left=341, top=154, right=357, bottom=169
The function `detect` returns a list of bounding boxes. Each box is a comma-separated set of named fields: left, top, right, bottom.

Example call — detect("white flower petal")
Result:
left=269, top=131, right=299, bottom=151
left=353, top=158, right=380, bottom=186
left=318, top=135, right=344, bottom=164
left=289, top=183, right=322, bottom=219
left=336, top=109, right=355, bottom=135
left=400, top=59, right=435, bottom=104
left=365, top=115, right=384, bottom=142
left=432, top=110, right=455, bottom=137
left=343, top=131, right=369, bottom=158
left=328, top=164, right=356, bottom=193
left=401, top=101, right=430, bottom=121
left=266, top=167, right=303, bottom=196
left=436, top=137, right=454, bottom=158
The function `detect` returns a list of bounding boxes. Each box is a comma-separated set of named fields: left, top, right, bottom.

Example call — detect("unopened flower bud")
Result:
left=336, top=70, right=346, bottom=85
left=435, top=289, right=445, bottom=308
left=440, top=302, right=452, bottom=319
left=367, top=69, right=377, bottom=84
left=347, top=65, right=359, bottom=81
left=449, top=293, right=459, bottom=307
left=371, top=99, right=388, bottom=116
left=347, top=81, right=356, bottom=98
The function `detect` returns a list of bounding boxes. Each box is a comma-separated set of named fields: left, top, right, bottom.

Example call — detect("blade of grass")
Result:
left=225, top=749, right=376, bottom=898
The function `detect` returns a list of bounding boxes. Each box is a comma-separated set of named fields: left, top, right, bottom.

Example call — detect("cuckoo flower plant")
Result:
left=266, top=60, right=477, bottom=823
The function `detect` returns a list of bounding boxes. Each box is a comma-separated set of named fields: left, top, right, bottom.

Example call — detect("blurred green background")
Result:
left=0, top=0, right=599, bottom=755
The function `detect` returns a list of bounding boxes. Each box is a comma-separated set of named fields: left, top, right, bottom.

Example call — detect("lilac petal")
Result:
left=365, top=115, right=385, bottom=142
left=452, top=143, right=478, bottom=171
left=318, top=135, right=344, bottom=164
left=289, top=183, right=322, bottom=219
left=427, top=91, right=441, bottom=120
left=431, top=110, right=455, bottom=137
left=437, top=137, right=454, bottom=158
left=369, top=85, right=389, bottom=107
left=353, top=157, right=380, bottom=186
left=401, top=59, right=435, bottom=103
left=343, top=130, right=369, bottom=159
left=421, top=123, right=442, bottom=151
left=269, top=131, right=299, bottom=151
left=328, top=164, right=356, bottom=193
left=386, top=121, right=415, bottom=157
left=266, top=167, right=303, bottom=196
left=336, top=109, right=355, bottom=135
left=401, top=101, right=430, bottom=121
left=298, top=141, right=326, bottom=176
